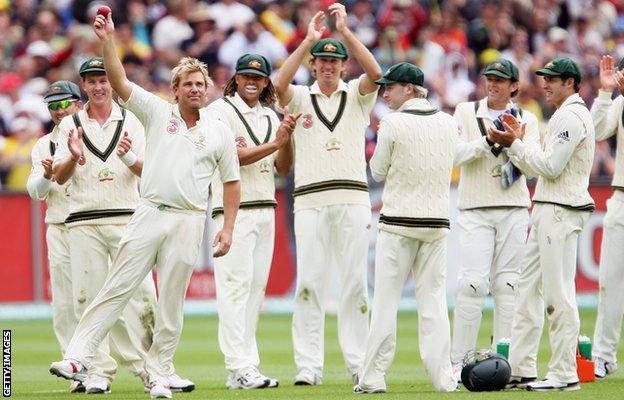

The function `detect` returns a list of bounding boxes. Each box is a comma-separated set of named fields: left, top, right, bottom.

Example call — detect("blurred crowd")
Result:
left=0, top=0, right=622, bottom=191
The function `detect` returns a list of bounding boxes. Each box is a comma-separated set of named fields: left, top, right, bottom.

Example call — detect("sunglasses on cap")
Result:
left=48, top=99, right=77, bottom=110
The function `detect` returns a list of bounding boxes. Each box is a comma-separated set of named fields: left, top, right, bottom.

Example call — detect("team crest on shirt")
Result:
left=167, top=119, right=180, bottom=134
left=259, top=159, right=271, bottom=173
left=98, top=168, right=115, bottom=182
left=193, top=135, right=206, bottom=149
left=490, top=164, right=502, bottom=178
left=302, top=114, right=313, bottom=129
left=325, top=138, right=342, bottom=151
left=236, top=136, right=248, bottom=148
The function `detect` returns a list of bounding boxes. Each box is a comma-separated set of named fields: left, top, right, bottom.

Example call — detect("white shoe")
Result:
left=526, top=378, right=580, bottom=392
left=353, top=384, right=386, bottom=394
left=595, top=357, right=618, bottom=379
left=452, top=363, right=462, bottom=383
left=256, top=370, right=279, bottom=388
left=506, top=375, right=537, bottom=389
left=69, top=380, right=85, bottom=393
left=49, top=359, right=86, bottom=381
left=168, top=373, right=195, bottom=392
left=227, top=367, right=270, bottom=389
left=85, top=377, right=111, bottom=394
left=148, top=381, right=172, bottom=399
left=293, top=369, right=322, bottom=386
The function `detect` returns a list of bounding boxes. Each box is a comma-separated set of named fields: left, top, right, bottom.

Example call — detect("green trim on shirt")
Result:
left=310, top=91, right=347, bottom=132
left=211, top=200, right=277, bottom=218
left=293, top=179, right=368, bottom=197
left=379, top=214, right=450, bottom=229
left=72, top=108, right=126, bottom=162
left=65, top=208, right=135, bottom=224
left=533, top=200, right=595, bottom=212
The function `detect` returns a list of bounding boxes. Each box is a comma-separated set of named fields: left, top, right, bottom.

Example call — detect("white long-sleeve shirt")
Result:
left=590, top=89, right=624, bottom=189
left=508, top=93, right=595, bottom=210
left=370, top=97, right=457, bottom=240
left=27, top=125, right=69, bottom=224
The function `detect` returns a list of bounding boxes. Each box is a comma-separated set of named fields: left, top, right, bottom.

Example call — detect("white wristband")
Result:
left=119, top=151, right=138, bottom=167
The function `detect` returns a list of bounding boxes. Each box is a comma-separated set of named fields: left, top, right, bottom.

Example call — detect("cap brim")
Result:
left=311, top=52, right=347, bottom=59
left=80, top=68, right=106, bottom=76
left=483, top=70, right=514, bottom=80
left=374, top=77, right=396, bottom=85
left=535, top=68, right=561, bottom=77
left=236, top=69, right=269, bottom=77
left=44, top=93, right=76, bottom=103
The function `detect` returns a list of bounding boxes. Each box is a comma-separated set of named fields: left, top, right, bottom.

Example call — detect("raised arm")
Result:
left=330, top=3, right=381, bottom=95
left=591, top=55, right=620, bottom=141
left=274, top=11, right=326, bottom=107
left=93, top=12, right=132, bottom=102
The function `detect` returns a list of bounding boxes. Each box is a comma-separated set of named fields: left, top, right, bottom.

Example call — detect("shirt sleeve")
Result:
left=591, top=90, right=620, bottom=141
left=126, top=112, right=146, bottom=158
left=508, top=109, right=584, bottom=180
left=216, top=122, right=241, bottom=183
left=453, top=104, right=491, bottom=166
left=276, top=84, right=307, bottom=115
left=26, top=138, right=51, bottom=200
left=119, top=83, right=168, bottom=131
left=52, top=119, right=71, bottom=167
left=354, top=75, right=378, bottom=115
left=369, top=118, right=395, bottom=182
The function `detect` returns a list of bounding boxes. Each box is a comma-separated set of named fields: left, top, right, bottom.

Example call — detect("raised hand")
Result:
left=68, top=127, right=85, bottom=163
left=93, top=10, right=115, bottom=41
left=41, top=157, right=54, bottom=180
left=275, top=106, right=302, bottom=147
left=599, top=55, right=617, bottom=92
left=116, top=132, right=132, bottom=156
left=306, top=11, right=326, bottom=42
left=328, top=3, right=348, bottom=34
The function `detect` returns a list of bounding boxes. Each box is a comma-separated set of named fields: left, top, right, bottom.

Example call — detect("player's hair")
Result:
left=223, top=75, right=277, bottom=107
left=171, top=57, right=213, bottom=100
left=412, top=84, right=428, bottom=99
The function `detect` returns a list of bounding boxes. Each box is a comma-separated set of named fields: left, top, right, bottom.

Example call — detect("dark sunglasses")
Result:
left=48, top=99, right=77, bottom=110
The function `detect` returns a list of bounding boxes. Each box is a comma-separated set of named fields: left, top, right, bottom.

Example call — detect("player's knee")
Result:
left=491, top=273, right=517, bottom=297
left=457, top=279, right=489, bottom=299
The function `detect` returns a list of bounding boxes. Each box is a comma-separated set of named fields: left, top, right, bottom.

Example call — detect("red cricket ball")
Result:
left=97, top=5, right=111, bottom=17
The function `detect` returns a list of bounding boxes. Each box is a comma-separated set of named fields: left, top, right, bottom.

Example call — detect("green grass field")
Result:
left=4, top=309, right=623, bottom=399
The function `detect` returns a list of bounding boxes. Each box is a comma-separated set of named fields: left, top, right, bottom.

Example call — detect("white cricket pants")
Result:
left=509, top=203, right=589, bottom=383
left=65, top=202, right=205, bottom=383
left=593, top=191, right=624, bottom=364
left=68, top=223, right=157, bottom=382
left=360, top=230, right=457, bottom=392
left=213, top=208, right=274, bottom=372
left=451, top=208, right=528, bottom=363
left=292, top=204, right=371, bottom=378
left=47, top=223, right=77, bottom=356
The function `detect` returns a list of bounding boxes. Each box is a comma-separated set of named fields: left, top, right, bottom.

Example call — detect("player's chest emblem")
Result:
left=258, top=159, right=271, bottom=173
left=302, top=114, right=313, bottom=129
left=490, top=164, right=502, bottom=178
left=192, top=134, right=206, bottom=149
left=325, top=138, right=342, bottom=152
left=236, top=136, right=248, bottom=148
left=98, top=167, right=115, bottom=182
left=167, top=118, right=180, bottom=135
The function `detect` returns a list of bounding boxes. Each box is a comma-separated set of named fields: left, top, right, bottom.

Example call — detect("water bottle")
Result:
left=579, top=335, right=592, bottom=360
left=496, top=338, right=510, bottom=359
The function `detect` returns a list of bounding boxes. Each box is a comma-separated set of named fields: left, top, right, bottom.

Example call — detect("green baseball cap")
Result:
left=483, top=59, right=519, bottom=81
left=43, top=80, right=81, bottom=103
left=310, top=38, right=348, bottom=59
left=536, top=57, right=582, bottom=83
left=235, top=54, right=271, bottom=77
left=79, top=56, right=106, bottom=76
left=375, top=62, right=424, bottom=86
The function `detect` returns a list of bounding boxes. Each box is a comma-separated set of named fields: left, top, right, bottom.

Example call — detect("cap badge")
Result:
left=89, top=59, right=103, bottom=67
left=248, top=60, right=262, bottom=69
left=323, top=43, right=337, bottom=52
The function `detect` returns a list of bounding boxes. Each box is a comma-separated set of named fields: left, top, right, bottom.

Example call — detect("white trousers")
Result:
left=451, top=208, right=528, bottom=363
left=593, top=192, right=624, bottom=364
left=65, top=203, right=205, bottom=382
left=213, top=208, right=275, bottom=372
left=47, top=223, right=76, bottom=356
left=509, top=203, right=588, bottom=383
left=292, top=204, right=371, bottom=378
left=68, top=223, right=157, bottom=382
left=360, top=230, right=456, bottom=392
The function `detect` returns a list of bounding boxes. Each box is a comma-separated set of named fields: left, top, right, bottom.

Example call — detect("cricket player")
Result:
left=51, top=57, right=157, bottom=394
left=27, top=80, right=84, bottom=393
left=451, top=59, right=539, bottom=376
left=206, top=54, right=297, bottom=389
left=51, top=12, right=241, bottom=399
left=590, top=54, right=624, bottom=379
left=354, top=63, right=458, bottom=394
left=490, top=57, right=595, bottom=391
left=273, top=3, right=382, bottom=385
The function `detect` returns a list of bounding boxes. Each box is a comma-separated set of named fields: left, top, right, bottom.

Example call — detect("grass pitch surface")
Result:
left=4, top=309, right=623, bottom=399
